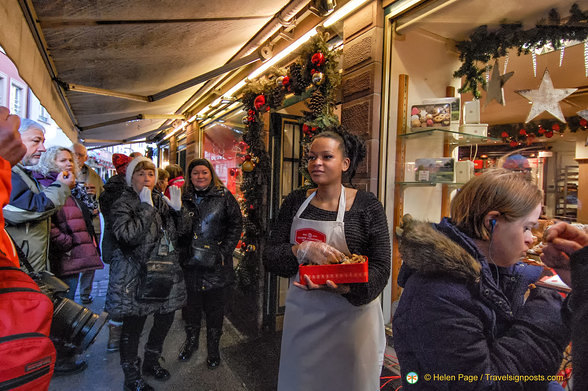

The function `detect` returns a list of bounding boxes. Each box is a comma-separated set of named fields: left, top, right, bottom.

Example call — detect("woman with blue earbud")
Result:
left=394, top=168, right=569, bottom=390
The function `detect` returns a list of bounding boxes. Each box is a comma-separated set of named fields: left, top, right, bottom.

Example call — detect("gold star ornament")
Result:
left=485, top=59, right=514, bottom=106
left=516, top=68, right=577, bottom=123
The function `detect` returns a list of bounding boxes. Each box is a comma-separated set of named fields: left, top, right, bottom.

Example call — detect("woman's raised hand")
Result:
left=164, top=186, right=182, bottom=211
left=139, top=186, right=153, bottom=207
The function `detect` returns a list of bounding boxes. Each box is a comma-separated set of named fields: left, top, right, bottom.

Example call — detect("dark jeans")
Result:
left=79, top=270, right=95, bottom=299
left=119, top=311, right=175, bottom=363
left=60, top=274, right=80, bottom=301
left=181, top=285, right=225, bottom=330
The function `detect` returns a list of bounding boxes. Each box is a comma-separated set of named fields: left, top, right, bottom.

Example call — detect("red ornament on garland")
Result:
left=311, top=52, right=325, bottom=66
left=537, top=126, right=545, bottom=135
left=254, top=95, right=266, bottom=110
left=519, top=129, right=527, bottom=136
left=282, top=76, right=290, bottom=86
left=310, top=69, right=317, bottom=75
left=552, top=123, right=561, bottom=132
left=501, top=131, right=509, bottom=138
left=545, top=130, right=554, bottom=138
left=580, top=118, right=588, bottom=128
left=509, top=140, right=518, bottom=148
left=248, top=109, right=255, bottom=116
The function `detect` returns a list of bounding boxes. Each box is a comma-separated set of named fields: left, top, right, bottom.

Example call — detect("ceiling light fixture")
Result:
left=323, top=0, right=369, bottom=27
left=163, top=121, right=187, bottom=141
left=385, top=0, right=425, bottom=19
left=249, top=27, right=318, bottom=80
left=221, top=0, right=370, bottom=100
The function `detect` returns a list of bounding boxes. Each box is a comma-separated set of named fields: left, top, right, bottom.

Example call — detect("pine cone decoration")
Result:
left=289, top=63, right=309, bottom=94
left=309, top=90, right=326, bottom=117
left=269, top=87, right=285, bottom=108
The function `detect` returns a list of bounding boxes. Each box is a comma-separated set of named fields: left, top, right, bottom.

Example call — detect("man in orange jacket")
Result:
left=0, top=106, right=26, bottom=267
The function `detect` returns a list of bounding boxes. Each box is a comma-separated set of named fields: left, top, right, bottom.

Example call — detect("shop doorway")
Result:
left=265, top=112, right=303, bottom=331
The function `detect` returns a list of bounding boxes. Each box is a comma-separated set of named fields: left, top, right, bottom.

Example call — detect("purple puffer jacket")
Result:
left=34, top=171, right=103, bottom=277
left=49, top=195, right=103, bottom=277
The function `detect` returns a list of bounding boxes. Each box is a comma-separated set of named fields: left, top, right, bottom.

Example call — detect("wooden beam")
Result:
left=392, top=74, right=409, bottom=302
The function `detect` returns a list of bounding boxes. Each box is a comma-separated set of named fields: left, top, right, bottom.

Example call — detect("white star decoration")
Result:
left=516, top=69, right=577, bottom=123
left=485, top=59, right=514, bottom=106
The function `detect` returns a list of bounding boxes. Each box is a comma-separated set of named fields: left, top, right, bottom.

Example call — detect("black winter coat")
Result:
left=105, top=187, right=189, bottom=318
left=181, top=185, right=242, bottom=291
left=99, top=174, right=126, bottom=264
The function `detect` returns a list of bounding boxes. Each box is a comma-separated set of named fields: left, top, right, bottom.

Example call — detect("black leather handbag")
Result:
left=136, top=233, right=177, bottom=302
left=184, top=236, right=222, bottom=269
left=136, top=258, right=176, bottom=302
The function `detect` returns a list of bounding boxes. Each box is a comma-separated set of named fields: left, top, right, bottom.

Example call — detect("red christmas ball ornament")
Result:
left=303, top=124, right=310, bottom=132
left=580, top=118, right=588, bottom=128
left=552, top=123, right=561, bottom=132
left=500, top=131, right=509, bottom=139
left=519, top=129, right=527, bottom=136
left=247, top=116, right=254, bottom=123
left=311, top=52, right=325, bottom=67
left=282, top=76, right=290, bottom=86
left=509, top=140, right=518, bottom=148
left=254, top=95, right=266, bottom=110
left=537, top=126, right=545, bottom=135
left=545, top=130, right=554, bottom=138
left=311, top=127, right=318, bottom=132
left=248, top=109, right=255, bottom=116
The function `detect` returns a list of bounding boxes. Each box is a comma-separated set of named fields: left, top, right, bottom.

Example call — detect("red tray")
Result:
left=299, top=260, right=368, bottom=285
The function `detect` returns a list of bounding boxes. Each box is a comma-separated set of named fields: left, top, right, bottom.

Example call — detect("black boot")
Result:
left=107, top=322, right=122, bottom=353
left=142, top=349, right=170, bottom=381
left=178, top=326, right=200, bottom=361
left=122, top=358, right=153, bottom=391
left=206, top=328, right=222, bottom=370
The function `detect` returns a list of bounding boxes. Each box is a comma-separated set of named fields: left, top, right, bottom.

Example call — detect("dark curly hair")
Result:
left=311, top=126, right=366, bottom=185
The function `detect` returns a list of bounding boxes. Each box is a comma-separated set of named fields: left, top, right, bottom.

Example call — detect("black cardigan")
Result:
left=263, top=188, right=391, bottom=306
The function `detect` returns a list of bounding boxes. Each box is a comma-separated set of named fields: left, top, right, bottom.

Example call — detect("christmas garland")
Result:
left=234, top=33, right=341, bottom=290
left=490, top=115, right=588, bottom=148
left=454, top=3, right=588, bottom=99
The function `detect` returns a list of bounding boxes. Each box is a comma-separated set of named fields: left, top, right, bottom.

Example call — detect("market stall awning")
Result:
left=0, top=0, right=304, bottom=145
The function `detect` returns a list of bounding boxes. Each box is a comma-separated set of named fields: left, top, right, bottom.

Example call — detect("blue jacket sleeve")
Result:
left=395, top=277, right=568, bottom=390
left=4, top=169, right=70, bottom=224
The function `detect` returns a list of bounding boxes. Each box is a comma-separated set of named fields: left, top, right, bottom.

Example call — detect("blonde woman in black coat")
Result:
left=178, top=158, right=242, bottom=369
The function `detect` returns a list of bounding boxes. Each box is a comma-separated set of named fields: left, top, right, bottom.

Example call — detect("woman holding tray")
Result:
left=263, top=126, right=391, bottom=391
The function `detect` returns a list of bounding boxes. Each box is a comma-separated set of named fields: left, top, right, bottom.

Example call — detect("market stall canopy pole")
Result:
left=57, top=50, right=267, bottom=104
left=78, top=114, right=186, bottom=132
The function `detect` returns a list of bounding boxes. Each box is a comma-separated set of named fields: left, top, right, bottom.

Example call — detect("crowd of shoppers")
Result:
left=3, top=103, right=588, bottom=391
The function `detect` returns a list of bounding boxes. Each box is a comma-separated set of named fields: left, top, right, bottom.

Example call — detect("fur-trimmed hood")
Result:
left=396, top=215, right=482, bottom=284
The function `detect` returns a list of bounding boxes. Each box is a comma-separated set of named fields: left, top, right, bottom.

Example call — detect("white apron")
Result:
left=277, top=186, right=385, bottom=391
